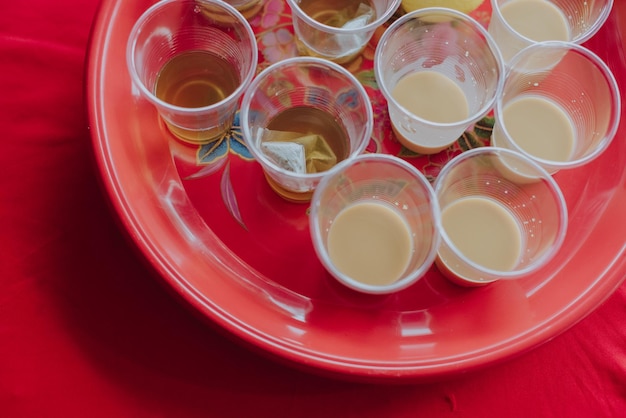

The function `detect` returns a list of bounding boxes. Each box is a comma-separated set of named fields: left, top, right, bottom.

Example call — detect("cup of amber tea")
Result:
left=127, top=0, right=258, bottom=143
left=240, top=57, right=373, bottom=202
left=286, top=0, right=401, bottom=64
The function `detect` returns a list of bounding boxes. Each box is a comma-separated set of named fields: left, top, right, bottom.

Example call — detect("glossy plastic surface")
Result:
left=87, top=0, right=626, bottom=381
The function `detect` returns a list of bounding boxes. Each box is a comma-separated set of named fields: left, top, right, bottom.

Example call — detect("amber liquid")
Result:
left=155, top=50, right=240, bottom=143
left=226, top=0, right=264, bottom=19
left=295, top=0, right=376, bottom=64
left=264, top=106, right=349, bottom=201
left=298, top=0, right=375, bottom=27
left=267, top=106, right=349, bottom=163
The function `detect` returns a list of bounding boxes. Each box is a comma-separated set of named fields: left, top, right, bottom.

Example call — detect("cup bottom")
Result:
left=490, top=131, right=555, bottom=180
left=264, top=173, right=314, bottom=203
left=294, top=37, right=365, bottom=65
left=391, top=124, right=453, bottom=155
left=164, top=120, right=233, bottom=145
left=435, top=255, right=498, bottom=287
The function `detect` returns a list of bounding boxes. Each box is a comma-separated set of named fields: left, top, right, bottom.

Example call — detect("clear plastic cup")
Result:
left=240, top=57, right=373, bottom=202
left=310, top=154, right=440, bottom=294
left=375, top=8, right=504, bottom=154
left=286, top=0, right=401, bottom=64
left=489, top=0, right=614, bottom=64
left=126, top=0, right=258, bottom=143
left=491, top=41, right=621, bottom=174
left=434, top=148, right=568, bottom=287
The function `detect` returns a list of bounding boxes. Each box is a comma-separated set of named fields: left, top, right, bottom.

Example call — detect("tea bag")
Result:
left=261, top=141, right=307, bottom=174
left=261, top=129, right=337, bottom=174
left=328, top=3, right=374, bottom=55
left=342, top=3, right=374, bottom=29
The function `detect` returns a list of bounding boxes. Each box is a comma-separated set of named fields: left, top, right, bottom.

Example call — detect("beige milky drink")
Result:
left=376, top=8, right=504, bottom=154
left=499, top=96, right=575, bottom=162
left=391, top=71, right=469, bottom=153
left=439, top=197, right=523, bottom=280
left=434, top=148, right=568, bottom=286
left=392, top=71, right=469, bottom=123
left=327, top=201, right=413, bottom=286
left=499, top=0, right=570, bottom=42
left=311, top=154, right=440, bottom=294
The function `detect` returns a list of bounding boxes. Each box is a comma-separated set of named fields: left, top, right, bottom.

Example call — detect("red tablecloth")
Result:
left=2, top=1, right=625, bottom=416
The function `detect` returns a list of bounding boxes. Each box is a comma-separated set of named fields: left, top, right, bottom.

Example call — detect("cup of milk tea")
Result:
left=434, top=148, right=568, bottom=286
left=374, top=8, right=504, bottom=154
left=489, top=0, right=614, bottom=63
left=492, top=41, right=621, bottom=174
left=310, top=154, right=440, bottom=294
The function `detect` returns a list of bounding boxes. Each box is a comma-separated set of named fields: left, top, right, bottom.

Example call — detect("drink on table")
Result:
left=155, top=51, right=240, bottom=143
left=437, top=197, right=523, bottom=282
left=495, top=96, right=575, bottom=163
left=499, top=0, right=570, bottom=43
left=433, top=148, right=568, bottom=286
left=309, top=154, right=440, bottom=294
left=391, top=70, right=470, bottom=154
left=375, top=8, right=504, bottom=154
left=260, top=105, right=349, bottom=199
left=327, top=201, right=413, bottom=287
left=240, top=57, right=373, bottom=202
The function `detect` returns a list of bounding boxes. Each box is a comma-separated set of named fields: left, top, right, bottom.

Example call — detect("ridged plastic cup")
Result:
left=310, top=154, right=440, bottom=294
left=126, top=0, right=257, bottom=143
left=375, top=8, right=504, bottom=154
left=434, top=148, right=568, bottom=286
left=492, top=41, right=621, bottom=174
left=240, top=57, right=373, bottom=202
